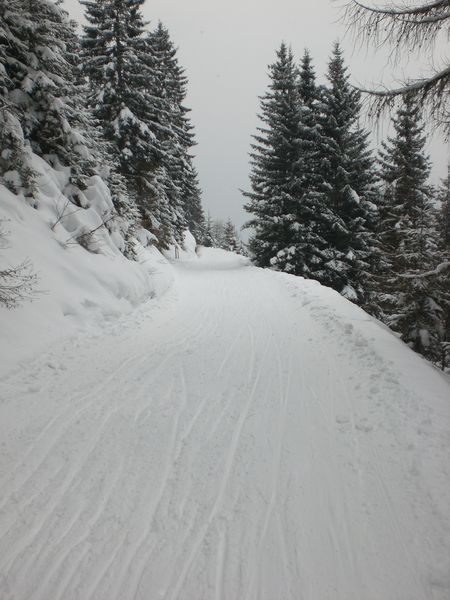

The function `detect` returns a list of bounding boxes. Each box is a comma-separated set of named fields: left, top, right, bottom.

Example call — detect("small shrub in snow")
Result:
left=0, top=221, right=37, bottom=308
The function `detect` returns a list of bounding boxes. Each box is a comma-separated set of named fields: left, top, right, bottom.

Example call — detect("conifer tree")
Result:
left=319, top=42, right=378, bottom=304
left=378, top=95, right=447, bottom=364
left=202, top=213, right=214, bottom=247
left=435, top=195, right=450, bottom=370
left=81, top=0, right=173, bottom=241
left=277, top=50, right=336, bottom=282
left=438, top=167, right=450, bottom=252
left=145, top=22, right=205, bottom=246
left=81, top=0, right=151, bottom=160
left=144, top=22, right=190, bottom=245
left=182, top=164, right=205, bottom=243
left=0, top=0, right=34, bottom=195
left=222, top=219, right=240, bottom=252
left=0, top=0, right=97, bottom=199
left=244, top=43, right=302, bottom=270
left=211, top=219, right=226, bottom=248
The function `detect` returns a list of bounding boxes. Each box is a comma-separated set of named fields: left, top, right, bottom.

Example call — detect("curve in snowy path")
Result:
left=0, top=248, right=449, bottom=600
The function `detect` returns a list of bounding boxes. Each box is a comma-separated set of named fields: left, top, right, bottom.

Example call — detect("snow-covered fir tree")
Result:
left=0, top=0, right=36, bottom=197
left=0, top=0, right=99, bottom=200
left=274, top=49, right=336, bottom=283
left=378, top=95, right=448, bottom=366
left=244, top=43, right=377, bottom=306
left=81, top=9, right=205, bottom=249
left=142, top=22, right=187, bottom=246
left=81, top=0, right=152, bottom=170
left=81, top=0, right=179, bottom=247
left=182, top=164, right=205, bottom=243
left=319, top=42, right=378, bottom=305
left=145, top=23, right=205, bottom=246
left=211, top=219, right=226, bottom=248
left=243, top=43, right=302, bottom=269
left=202, top=213, right=215, bottom=247
left=222, top=219, right=240, bottom=252
left=438, top=166, right=450, bottom=252
left=436, top=173, right=450, bottom=369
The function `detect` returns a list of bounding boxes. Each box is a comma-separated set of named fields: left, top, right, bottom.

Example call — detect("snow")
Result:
left=347, top=187, right=360, bottom=204
left=341, top=283, right=358, bottom=300
left=0, top=159, right=175, bottom=376
left=0, top=235, right=449, bottom=600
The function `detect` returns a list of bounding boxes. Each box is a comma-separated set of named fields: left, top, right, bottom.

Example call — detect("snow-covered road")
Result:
left=1, top=249, right=449, bottom=600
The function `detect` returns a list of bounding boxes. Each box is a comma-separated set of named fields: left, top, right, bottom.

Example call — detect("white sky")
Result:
left=64, top=0, right=449, bottom=232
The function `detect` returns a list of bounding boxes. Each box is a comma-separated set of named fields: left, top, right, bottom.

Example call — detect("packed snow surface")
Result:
left=1, top=248, right=450, bottom=600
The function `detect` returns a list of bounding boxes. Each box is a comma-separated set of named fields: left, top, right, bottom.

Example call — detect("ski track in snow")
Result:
left=1, top=249, right=450, bottom=600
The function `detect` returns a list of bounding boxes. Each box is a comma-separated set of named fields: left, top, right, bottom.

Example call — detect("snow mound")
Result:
left=0, top=158, right=175, bottom=377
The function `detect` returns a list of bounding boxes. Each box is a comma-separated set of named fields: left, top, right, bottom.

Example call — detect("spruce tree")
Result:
left=81, top=0, right=172, bottom=240
left=202, top=213, right=214, bottom=247
left=144, top=22, right=190, bottom=246
left=182, top=164, right=205, bottom=243
left=438, top=166, right=450, bottom=251
left=378, top=95, right=447, bottom=364
left=222, top=219, right=240, bottom=252
left=243, top=43, right=302, bottom=271
left=279, top=50, right=336, bottom=282
left=211, top=219, right=225, bottom=248
left=438, top=181, right=450, bottom=370
left=145, top=23, right=205, bottom=246
left=319, top=42, right=378, bottom=304
left=0, top=0, right=97, bottom=199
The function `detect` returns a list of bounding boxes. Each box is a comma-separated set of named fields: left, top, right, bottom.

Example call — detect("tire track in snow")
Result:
left=164, top=323, right=270, bottom=600
left=214, top=524, right=227, bottom=600
left=112, top=371, right=188, bottom=600
left=0, top=297, right=216, bottom=591
left=0, top=353, right=139, bottom=516
left=32, top=453, right=127, bottom=600
left=2, top=256, right=449, bottom=600
left=0, top=401, right=124, bottom=578
left=244, top=336, right=292, bottom=600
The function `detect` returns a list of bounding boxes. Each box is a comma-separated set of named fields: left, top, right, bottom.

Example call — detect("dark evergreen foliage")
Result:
left=243, top=43, right=303, bottom=270
left=81, top=9, right=204, bottom=249
left=0, top=0, right=97, bottom=198
left=202, top=214, right=215, bottom=248
left=279, top=49, right=336, bottom=284
left=0, top=0, right=204, bottom=260
left=146, top=21, right=205, bottom=247
left=244, top=42, right=378, bottom=306
left=81, top=0, right=159, bottom=192
left=144, top=23, right=191, bottom=246
left=222, top=219, right=240, bottom=252
left=377, top=95, right=448, bottom=366
left=319, top=43, right=378, bottom=304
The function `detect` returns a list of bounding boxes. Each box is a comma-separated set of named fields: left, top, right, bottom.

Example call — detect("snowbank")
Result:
left=0, top=158, right=180, bottom=376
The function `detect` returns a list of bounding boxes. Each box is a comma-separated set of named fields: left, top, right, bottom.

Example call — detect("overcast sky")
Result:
left=64, top=0, right=448, bottom=233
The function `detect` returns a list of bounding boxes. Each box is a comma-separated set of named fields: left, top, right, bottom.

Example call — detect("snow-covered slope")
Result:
left=1, top=247, right=449, bottom=600
left=0, top=156, right=199, bottom=374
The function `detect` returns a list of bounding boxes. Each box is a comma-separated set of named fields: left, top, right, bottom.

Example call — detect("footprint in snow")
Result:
left=355, top=419, right=373, bottom=433
left=335, top=414, right=350, bottom=425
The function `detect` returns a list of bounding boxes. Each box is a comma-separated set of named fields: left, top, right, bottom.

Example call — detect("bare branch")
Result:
left=341, top=0, right=450, bottom=135
left=351, top=0, right=449, bottom=17
left=342, top=0, right=450, bottom=53
left=0, top=220, right=39, bottom=308
left=51, top=195, right=83, bottom=231
left=64, top=212, right=115, bottom=251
